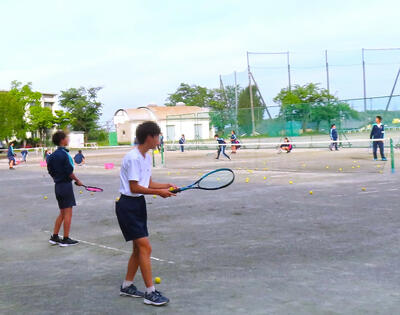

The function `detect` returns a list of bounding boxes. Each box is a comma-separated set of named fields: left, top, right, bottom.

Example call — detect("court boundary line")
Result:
left=42, top=230, right=175, bottom=264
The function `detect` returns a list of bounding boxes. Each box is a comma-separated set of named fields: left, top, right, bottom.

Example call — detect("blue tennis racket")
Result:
left=171, top=168, right=235, bottom=193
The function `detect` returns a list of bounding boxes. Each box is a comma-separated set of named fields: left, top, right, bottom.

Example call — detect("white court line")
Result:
left=43, top=230, right=174, bottom=264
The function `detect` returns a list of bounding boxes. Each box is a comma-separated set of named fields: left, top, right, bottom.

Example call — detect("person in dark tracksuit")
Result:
left=47, top=131, right=84, bottom=247
left=215, top=134, right=231, bottom=160
left=370, top=116, right=387, bottom=161
left=329, top=124, right=339, bottom=151
left=179, top=134, right=185, bottom=152
left=7, top=142, right=16, bottom=170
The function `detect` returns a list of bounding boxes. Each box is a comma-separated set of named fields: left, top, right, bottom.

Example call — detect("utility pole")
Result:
left=325, top=50, right=330, bottom=93
left=247, top=51, right=256, bottom=135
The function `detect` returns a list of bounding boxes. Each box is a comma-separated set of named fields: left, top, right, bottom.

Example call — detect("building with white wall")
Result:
left=113, top=104, right=213, bottom=144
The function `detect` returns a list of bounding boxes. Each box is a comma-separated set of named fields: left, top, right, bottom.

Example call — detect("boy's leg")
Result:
left=216, top=147, right=221, bottom=159
left=378, top=141, right=386, bottom=159
left=125, top=242, right=140, bottom=282
left=134, top=237, right=153, bottom=288
left=53, top=210, right=65, bottom=235
left=222, top=147, right=230, bottom=159
left=372, top=141, right=378, bottom=159
left=62, top=207, right=73, bottom=238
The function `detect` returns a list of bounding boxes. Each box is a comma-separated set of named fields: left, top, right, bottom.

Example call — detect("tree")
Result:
left=165, top=83, right=217, bottom=107
left=59, top=87, right=103, bottom=141
left=237, top=86, right=264, bottom=135
left=0, top=91, right=26, bottom=142
left=28, top=106, right=55, bottom=143
left=54, top=110, right=71, bottom=129
left=274, top=83, right=357, bottom=133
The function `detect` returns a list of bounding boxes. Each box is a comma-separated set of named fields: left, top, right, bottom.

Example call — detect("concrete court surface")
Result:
left=1, top=147, right=400, bottom=315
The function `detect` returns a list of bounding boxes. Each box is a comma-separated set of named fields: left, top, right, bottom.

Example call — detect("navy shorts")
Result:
left=55, top=181, right=76, bottom=209
left=8, top=157, right=15, bottom=164
left=115, top=195, right=148, bottom=242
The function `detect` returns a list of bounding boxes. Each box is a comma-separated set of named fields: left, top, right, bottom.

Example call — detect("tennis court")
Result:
left=1, top=143, right=400, bottom=314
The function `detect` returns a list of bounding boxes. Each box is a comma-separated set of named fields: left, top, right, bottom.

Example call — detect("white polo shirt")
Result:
left=119, top=147, right=152, bottom=197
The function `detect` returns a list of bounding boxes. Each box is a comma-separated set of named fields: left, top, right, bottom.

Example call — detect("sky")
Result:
left=1, top=0, right=400, bottom=123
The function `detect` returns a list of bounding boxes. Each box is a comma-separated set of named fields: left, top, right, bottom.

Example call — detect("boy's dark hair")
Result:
left=331, top=124, right=336, bottom=128
left=136, top=121, right=161, bottom=144
left=376, top=115, right=382, bottom=121
left=52, top=131, right=67, bottom=146
left=214, top=134, right=219, bottom=138
left=78, top=150, right=82, bottom=154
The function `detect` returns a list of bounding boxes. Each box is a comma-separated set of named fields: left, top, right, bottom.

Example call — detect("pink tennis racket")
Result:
left=75, top=182, right=103, bottom=192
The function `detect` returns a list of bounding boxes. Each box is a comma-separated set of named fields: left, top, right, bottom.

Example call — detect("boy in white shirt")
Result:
left=116, top=121, right=176, bottom=306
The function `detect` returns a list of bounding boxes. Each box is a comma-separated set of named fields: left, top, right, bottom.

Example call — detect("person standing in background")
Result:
left=7, top=142, right=16, bottom=170
left=179, top=134, right=185, bottom=152
left=329, top=124, right=338, bottom=151
left=370, top=115, right=387, bottom=161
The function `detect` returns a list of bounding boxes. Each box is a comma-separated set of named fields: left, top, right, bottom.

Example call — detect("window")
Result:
left=122, top=130, right=126, bottom=135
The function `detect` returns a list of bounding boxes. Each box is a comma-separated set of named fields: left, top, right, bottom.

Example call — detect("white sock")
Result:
left=146, top=286, right=155, bottom=294
left=122, top=280, right=133, bottom=289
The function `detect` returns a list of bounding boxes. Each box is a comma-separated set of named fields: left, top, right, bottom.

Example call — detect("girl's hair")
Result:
left=331, top=124, right=336, bottom=128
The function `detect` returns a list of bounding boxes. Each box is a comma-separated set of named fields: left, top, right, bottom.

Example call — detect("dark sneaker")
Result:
left=120, top=284, right=144, bottom=298
left=59, top=237, right=79, bottom=247
left=382, top=157, right=387, bottom=161
left=49, top=234, right=62, bottom=245
left=144, top=290, right=169, bottom=306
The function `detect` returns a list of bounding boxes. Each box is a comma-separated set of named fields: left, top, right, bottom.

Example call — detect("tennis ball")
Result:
left=263, top=167, right=268, bottom=171
left=153, top=195, right=157, bottom=198
left=352, top=166, right=355, bottom=169
left=309, top=190, right=313, bottom=195
left=155, top=277, right=161, bottom=284
left=302, top=164, right=306, bottom=167
left=115, top=197, right=120, bottom=202
left=379, top=170, right=383, bottom=174
left=353, top=160, right=357, bottom=163
left=357, top=165, right=360, bottom=168
left=339, top=168, right=343, bottom=171
left=198, top=172, right=202, bottom=176
left=361, top=187, right=366, bottom=191
left=326, top=166, right=329, bottom=169
left=79, top=190, right=83, bottom=194
left=217, top=177, right=220, bottom=181
left=44, top=196, right=48, bottom=200
left=245, top=177, right=249, bottom=183
left=289, top=180, right=293, bottom=184
left=377, top=165, right=381, bottom=168
left=263, top=176, right=267, bottom=180
left=177, top=172, right=180, bottom=175
left=167, top=172, right=171, bottom=175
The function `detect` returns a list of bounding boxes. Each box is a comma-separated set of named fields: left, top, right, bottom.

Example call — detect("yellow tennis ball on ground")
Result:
left=377, top=165, right=381, bottom=168
left=155, top=277, right=161, bottom=284
left=263, top=167, right=268, bottom=171
left=361, top=187, right=366, bottom=191
left=379, top=170, right=383, bottom=174
left=357, top=165, right=360, bottom=168
left=309, top=190, right=313, bottom=195
left=326, top=166, right=329, bottom=169
left=263, top=176, right=267, bottom=180
left=79, top=190, right=83, bottom=194
left=177, top=172, right=180, bottom=175
left=339, top=168, right=343, bottom=171
left=153, top=195, right=157, bottom=198
left=289, top=180, right=293, bottom=184
left=44, top=196, right=48, bottom=200
left=116, top=197, right=120, bottom=202
left=351, top=166, right=355, bottom=169
left=167, top=172, right=171, bottom=175
left=245, top=177, right=249, bottom=183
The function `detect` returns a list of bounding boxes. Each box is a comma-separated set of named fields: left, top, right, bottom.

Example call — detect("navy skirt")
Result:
left=55, top=181, right=76, bottom=209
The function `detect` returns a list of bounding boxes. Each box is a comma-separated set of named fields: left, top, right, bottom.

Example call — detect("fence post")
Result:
left=161, top=143, right=164, bottom=166
left=390, top=138, right=395, bottom=173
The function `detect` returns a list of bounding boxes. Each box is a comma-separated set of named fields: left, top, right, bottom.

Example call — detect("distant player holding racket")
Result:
left=116, top=121, right=176, bottom=306
left=47, top=131, right=84, bottom=247
left=215, top=134, right=231, bottom=160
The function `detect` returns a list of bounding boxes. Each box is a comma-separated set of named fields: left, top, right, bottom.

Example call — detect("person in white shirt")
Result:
left=116, top=121, right=177, bottom=306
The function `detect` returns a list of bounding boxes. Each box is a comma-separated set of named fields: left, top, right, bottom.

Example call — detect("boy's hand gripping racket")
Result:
left=75, top=182, right=104, bottom=192
left=170, top=168, right=234, bottom=193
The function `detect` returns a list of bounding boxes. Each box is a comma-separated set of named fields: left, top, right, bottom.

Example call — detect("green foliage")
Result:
left=28, top=106, right=55, bottom=143
left=54, top=110, right=71, bottom=129
left=274, top=83, right=356, bottom=132
left=88, top=128, right=108, bottom=142
left=238, top=86, right=264, bottom=135
left=59, top=87, right=103, bottom=138
left=0, top=91, right=26, bottom=142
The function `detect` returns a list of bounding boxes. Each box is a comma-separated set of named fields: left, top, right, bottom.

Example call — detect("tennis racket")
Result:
left=170, top=168, right=234, bottom=193
left=75, top=182, right=104, bottom=192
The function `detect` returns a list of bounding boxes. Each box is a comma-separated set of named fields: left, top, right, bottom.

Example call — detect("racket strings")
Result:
left=198, top=170, right=234, bottom=189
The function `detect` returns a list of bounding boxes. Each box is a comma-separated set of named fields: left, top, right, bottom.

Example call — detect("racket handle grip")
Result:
left=170, top=188, right=181, bottom=193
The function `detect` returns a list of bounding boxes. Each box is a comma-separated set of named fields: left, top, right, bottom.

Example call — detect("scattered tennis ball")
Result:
left=302, top=164, right=306, bottom=167
left=353, top=160, right=357, bottom=163
left=351, top=166, right=355, bottom=169
left=245, top=177, right=250, bottom=183
left=115, top=197, right=120, bottom=202
left=167, top=172, right=171, bottom=175
left=326, top=166, right=329, bottom=169
left=153, top=195, right=157, bottom=198
left=263, top=176, right=267, bottom=180
left=289, top=180, right=293, bottom=184
left=361, top=187, right=366, bottom=191
left=43, top=196, right=48, bottom=200
left=177, top=172, right=180, bottom=175
left=217, top=177, right=220, bottom=181
left=377, top=165, right=381, bottom=168
left=309, top=190, right=313, bottom=195
left=379, top=170, right=383, bottom=174
left=79, top=190, right=83, bottom=194
left=263, top=167, right=268, bottom=171
left=198, top=172, right=202, bottom=176
left=339, top=168, right=343, bottom=171
left=154, top=277, right=161, bottom=284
